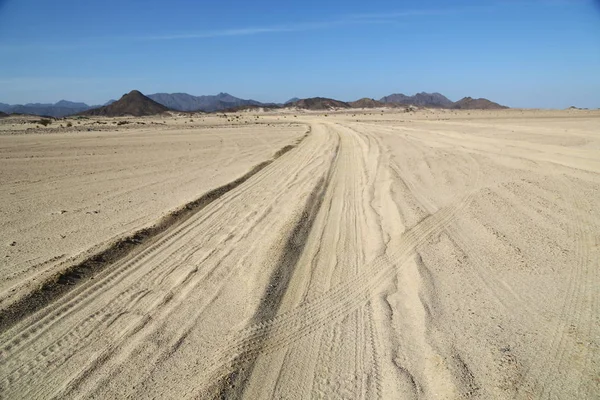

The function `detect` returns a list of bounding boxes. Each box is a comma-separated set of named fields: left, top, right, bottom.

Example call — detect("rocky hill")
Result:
left=380, top=92, right=454, bottom=108
left=452, top=97, right=508, bottom=110
left=286, top=97, right=351, bottom=110
left=349, top=98, right=388, bottom=108
left=80, top=90, right=170, bottom=117
left=147, top=92, right=269, bottom=112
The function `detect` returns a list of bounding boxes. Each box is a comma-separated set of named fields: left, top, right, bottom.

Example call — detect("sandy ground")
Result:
left=0, top=109, right=598, bottom=399
left=0, top=115, right=306, bottom=312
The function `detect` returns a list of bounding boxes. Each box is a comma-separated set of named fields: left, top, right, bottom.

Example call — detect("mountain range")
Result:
left=284, top=94, right=506, bottom=111
left=348, top=98, right=388, bottom=108
left=0, top=91, right=507, bottom=117
left=0, top=99, right=115, bottom=118
left=146, top=92, right=273, bottom=112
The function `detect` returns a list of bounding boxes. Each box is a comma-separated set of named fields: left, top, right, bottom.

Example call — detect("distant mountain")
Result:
left=0, top=98, right=131, bottom=117
left=380, top=92, right=509, bottom=109
left=380, top=92, right=454, bottom=108
left=55, top=100, right=89, bottom=109
left=0, top=111, right=7, bottom=118
left=104, top=99, right=117, bottom=106
left=284, top=97, right=300, bottom=104
left=0, top=104, right=84, bottom=117
left=147, top=92, right=267, bottom=112
left=349, top=98, right=388, bottom=108
left=80, top=90, right=170, bottom=117
left=8, top=104, right=85, bottom=117
left=147, top=93, right=211, bottom=111
left=452, top=97, right=507, bottom=110
left=379, top=93, right=411, bottom=104
left=22, top=102, right=53, bottom=107
left=0, top=100, right=94, bottom=117
left=285, top=97, right=351, bottom=110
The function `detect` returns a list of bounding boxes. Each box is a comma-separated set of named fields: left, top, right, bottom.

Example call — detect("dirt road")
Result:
left=0, top=111, right=598, bottom=399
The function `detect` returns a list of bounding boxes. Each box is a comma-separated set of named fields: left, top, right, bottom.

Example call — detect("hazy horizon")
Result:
left=1, top=0, right=599, bottom=108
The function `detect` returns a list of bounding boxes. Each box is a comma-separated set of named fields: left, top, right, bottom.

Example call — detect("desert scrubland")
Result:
left=0, top=109, right=598, bottom=399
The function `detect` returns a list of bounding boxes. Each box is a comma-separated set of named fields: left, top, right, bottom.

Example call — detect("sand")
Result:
left=0, top=116, right=306, bottom=313
left=0, top=109, right=598, bottom=399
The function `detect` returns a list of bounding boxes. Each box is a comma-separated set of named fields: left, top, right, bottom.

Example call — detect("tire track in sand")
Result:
left=517, top=171, right=598, bottom=399
left=0, top=128, right=332, bottom=399
left=216, top=140, right=340, bottom=398
left=193, top=123, right=483, bottom=395
left=0, top=129, right=310, bottom=335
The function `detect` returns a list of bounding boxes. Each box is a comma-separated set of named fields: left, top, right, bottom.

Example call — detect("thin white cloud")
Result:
left=0, top=5, right=505, bottom=49
left=0, top=17, right=387, bottom=50
left=135, top=18, right=391, bottom=41
left=342, top=3, right=506, bottom=21
left=132, top=5, right=499, bottom=42
left=343, top=9, right=451, bottom=20
left=140, top=27, right=289, bottom=41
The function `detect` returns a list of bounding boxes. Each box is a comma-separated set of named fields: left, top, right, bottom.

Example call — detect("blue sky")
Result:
left=0, top=0, right=599, bottom=108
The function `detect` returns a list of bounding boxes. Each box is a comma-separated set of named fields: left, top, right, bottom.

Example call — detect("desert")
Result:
left=0, top=106, right=598, bottom=399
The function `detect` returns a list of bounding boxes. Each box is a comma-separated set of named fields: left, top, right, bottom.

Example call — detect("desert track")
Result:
left=0, top=111, right=599, bottom=399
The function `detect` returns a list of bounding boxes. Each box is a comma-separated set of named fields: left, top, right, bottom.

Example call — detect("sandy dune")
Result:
left=0, top=110, right=598, bottom=399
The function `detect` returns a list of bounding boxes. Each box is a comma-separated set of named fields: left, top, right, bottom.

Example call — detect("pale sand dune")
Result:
left=0, top=110, right=598, bottom=399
